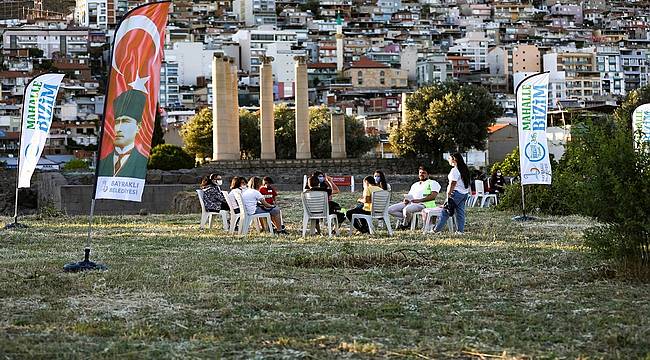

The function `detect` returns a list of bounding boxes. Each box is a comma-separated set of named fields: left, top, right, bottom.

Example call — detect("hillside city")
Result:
left=0, top=0, right=648, bottom=168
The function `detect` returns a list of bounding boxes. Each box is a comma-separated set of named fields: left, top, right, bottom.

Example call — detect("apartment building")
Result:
left=74, top=0, right=116, bottom=29
left=3, top=28, right=89, bottom=58
left=232, top=0, right=277, bottom=26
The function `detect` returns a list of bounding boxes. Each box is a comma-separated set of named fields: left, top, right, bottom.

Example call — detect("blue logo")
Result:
left=525, top=133, right=546, bottom=162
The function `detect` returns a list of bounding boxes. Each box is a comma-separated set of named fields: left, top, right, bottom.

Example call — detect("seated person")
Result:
left=489, top=170, right=506, bottom=195
left=228, top=176, right=243, bottom=214
left=259, top=176, right=278, bottom=205
left=242, top=176, right=285, bottom=234
left=346, top=176, right=382, bottom=233
left=200, top=175, right=226, bottom=213
left=374, top=170, right=390, bottom=191
left=305, top=172, right=345, bottom=224
left=203, top=173, right=229, bottom=212
left=388, top=165, right=441, bottom=230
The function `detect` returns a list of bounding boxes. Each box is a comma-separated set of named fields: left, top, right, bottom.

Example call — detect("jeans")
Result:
left=434, top=191, right=468, bottom=232
left=346, top=207, right=371, bottom=233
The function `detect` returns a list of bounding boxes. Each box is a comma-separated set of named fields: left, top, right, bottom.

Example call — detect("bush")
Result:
left=63, top=159, right=90, bottom=172
left=147, top=144, right=195, bottom=171
left=489, top=148, right=520, bottom=176
left=496, top=116, right=650, bottom=265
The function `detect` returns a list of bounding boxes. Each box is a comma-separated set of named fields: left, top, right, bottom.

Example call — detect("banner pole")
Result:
left=12, top=187, right=19, bottom=225
left=519, top=180, right=526, bottom=219
left=85, top=198, right=96, bottom=257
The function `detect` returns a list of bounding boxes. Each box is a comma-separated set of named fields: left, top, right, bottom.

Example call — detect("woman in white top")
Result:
left=434, top=152, right=471, bottom=233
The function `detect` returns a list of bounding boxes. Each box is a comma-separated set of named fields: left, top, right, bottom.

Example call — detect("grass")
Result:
left=0, top=191, right=649, bottom=359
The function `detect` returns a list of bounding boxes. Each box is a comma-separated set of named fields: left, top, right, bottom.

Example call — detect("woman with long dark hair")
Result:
left=434, top=152, right=471, bottom=233
left=373, top=170, right=390, bottom=191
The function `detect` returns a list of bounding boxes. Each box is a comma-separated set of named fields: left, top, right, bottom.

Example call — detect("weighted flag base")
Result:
left=4, top=222, right=28, bottom=230
left=64, top=248, right=107, bottom=272
left=512, top=215, right=536, bottom=222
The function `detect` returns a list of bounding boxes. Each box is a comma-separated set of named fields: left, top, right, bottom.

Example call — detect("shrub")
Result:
left=497, top=116, right=650, bottom=265
left=63, top=159, right=90, bottom=171
left=489, top=147, right=520, bottom=176
left=147, top=144, right=195, bottom=171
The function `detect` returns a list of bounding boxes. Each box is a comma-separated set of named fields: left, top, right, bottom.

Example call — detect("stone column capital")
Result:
left=213, top=52, right=223, bottom=59
left=260, top=55, right=274, bottom=64
left=294, top=55, right=307, bottom=64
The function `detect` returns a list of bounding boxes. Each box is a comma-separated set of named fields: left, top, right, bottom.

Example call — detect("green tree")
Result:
left=180, top=108, right=212, bottom=159
left=345, top=114, right=377, bottom=158
left=390, top=82, right=502, bottom=161
left=63, top=158, right=89, bottom=171
left=240, top=109, right=261, bottom=159
left=273, top=103, right=296, bottom=159
left=614, top=84, right=650, bottom=130
left=148, top=144, right=195, bottom=170
left=151, top=104, right=166, bottom=148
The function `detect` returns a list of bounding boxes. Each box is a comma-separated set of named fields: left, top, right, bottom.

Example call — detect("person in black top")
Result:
left=489, top=170, right=506, bottom=195
left=305, top=173, right=346, bottom=224
left=200, top=174, right=228, bottom=212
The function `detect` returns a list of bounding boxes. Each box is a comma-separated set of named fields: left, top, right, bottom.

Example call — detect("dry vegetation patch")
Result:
left=0, top=192, right=649, bottom=359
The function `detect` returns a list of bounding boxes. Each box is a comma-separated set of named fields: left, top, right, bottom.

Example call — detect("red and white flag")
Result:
left=94, top=1, right=170, bottom=202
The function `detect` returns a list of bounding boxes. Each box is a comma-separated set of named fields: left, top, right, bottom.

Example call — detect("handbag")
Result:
left=443, top=198, right=456, bottom=217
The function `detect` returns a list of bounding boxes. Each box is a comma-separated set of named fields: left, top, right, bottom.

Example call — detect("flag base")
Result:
left=64, top=248, right=107, bottom=272
left=4, top=222, right=28, bottom=230
left=512, top=215, right=536, bottom=222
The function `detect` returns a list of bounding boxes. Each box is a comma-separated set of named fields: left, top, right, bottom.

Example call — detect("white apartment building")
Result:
left=448, top=31, right=489, bottom=71
left=74, top=0, right=114, bottom=29
left=159, top=61, right=180, bottom=107
left=265, top=42, right=307, bottom=99
left=232, top=28, right=305, bottom=75
left=374, top=0, right=402, bottom=22
left=3, top=28, right=89, bottom=58
left=164, top=42, right=235, bottom=86
left=596, top=46, right=625, bottom=96
left=232, top=0, right=277, bottom=27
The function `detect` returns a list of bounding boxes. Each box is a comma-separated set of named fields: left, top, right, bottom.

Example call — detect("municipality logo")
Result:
left=525, top=133, right=546, bottom=162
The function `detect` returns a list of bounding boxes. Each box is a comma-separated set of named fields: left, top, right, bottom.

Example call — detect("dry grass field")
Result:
left=1, top=191, right=649, bottom=359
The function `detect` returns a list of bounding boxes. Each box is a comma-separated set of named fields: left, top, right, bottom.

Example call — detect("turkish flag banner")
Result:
left=94, top=1, right=170, bottom=202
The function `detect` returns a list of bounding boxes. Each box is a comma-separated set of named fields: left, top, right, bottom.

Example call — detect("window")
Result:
left=357, top=71, right=363, bottom=85
left=380, top=71, right=385, bottom=85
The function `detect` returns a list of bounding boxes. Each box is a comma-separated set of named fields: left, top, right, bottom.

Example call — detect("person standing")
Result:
left=434, top=153, right=471, bottom=233
left=388, top=166, right=441, bottom=229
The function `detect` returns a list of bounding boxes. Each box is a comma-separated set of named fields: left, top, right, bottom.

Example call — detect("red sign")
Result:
left=330, top=176, right=352, bottom=186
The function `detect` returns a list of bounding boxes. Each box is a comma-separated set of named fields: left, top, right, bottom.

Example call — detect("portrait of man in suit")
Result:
left=97, top=89, right=149, bottom=178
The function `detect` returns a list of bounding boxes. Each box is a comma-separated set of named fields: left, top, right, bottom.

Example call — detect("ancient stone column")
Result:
left=212, top=54, right=237, bottom=160
left=294, top=55, right=311, bottom=159
left=229, top=58, right=240, bottom=158
left=259, top=56, right=276, bottom=160
left=212, top=53, right=226, bottom=160
left=401, top=92, right=409, bottom=124
left=331, top=111, right=346, bottom=159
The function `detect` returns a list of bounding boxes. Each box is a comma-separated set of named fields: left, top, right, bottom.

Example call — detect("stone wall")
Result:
left=0, top=169, right=38, bottom=216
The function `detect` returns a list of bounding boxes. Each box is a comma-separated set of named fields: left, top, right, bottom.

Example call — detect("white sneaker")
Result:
left=454, top=231, right=464, bottom=235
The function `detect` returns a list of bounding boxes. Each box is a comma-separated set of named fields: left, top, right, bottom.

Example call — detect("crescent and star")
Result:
left=111, top=14, right=161, bottom=93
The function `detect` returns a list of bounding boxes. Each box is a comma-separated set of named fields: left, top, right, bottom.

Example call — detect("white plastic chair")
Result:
left=222, top=190, right=240, bottom=234
left=421, top=206, right=456, bottom=233
left=196, top=189, right=229, bottom=230
left=474, top=180, right=498, bottom=207
left=301, top=190, right=338, bottom=237
left=349, top=190, right=393, bottom=236
left=233, top=191, right=274, bottom=235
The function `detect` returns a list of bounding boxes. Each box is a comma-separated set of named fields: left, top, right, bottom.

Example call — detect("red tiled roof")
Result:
left=348, top=57, right=389, bottom=69
left=488, top=124, right=510, bottom=133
